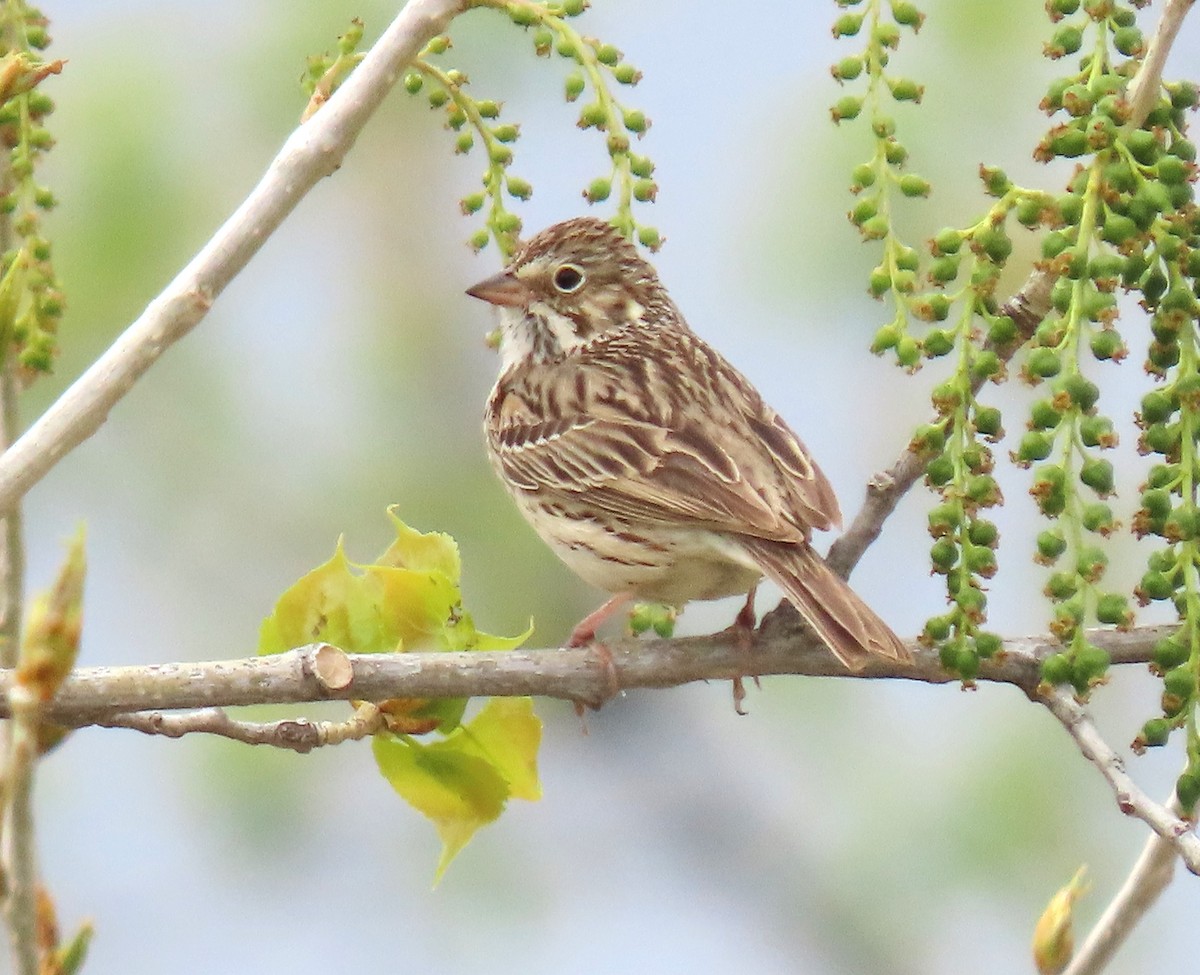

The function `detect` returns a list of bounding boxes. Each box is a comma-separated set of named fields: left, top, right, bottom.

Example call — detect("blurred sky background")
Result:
left=14, top=1, right=1200, bottom=973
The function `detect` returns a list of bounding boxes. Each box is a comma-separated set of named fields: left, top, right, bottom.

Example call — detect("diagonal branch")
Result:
left=0, top=0, right=470, bottom=515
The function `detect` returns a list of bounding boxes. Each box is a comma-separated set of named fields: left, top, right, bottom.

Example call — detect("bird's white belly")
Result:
left=515, top=494, right=762, bottom=604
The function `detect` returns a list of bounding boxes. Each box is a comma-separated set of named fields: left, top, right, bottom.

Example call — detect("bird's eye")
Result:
left=553, top=264, right=585, bottom=293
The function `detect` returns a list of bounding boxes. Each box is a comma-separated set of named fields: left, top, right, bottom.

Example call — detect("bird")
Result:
left=466, top=215, right=908, bottom=670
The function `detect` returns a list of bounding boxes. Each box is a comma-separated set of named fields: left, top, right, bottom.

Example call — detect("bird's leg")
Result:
left=727, top=585, right=760, bottom=715
left=566, top=592, right=630, bottom=717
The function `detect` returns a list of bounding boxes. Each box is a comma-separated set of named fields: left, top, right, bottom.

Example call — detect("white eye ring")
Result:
left=553, top=263, right=585, bottom=293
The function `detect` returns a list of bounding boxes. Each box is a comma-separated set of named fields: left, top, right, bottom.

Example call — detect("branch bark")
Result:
left=0, top=0, right=470, bottom=515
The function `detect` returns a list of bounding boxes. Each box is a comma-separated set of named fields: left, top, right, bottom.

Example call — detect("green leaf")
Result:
left=378, top=505, right=462, bottom=581
left=372, top=698, right=543, bottom=880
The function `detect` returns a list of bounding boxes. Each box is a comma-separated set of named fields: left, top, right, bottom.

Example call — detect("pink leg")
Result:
left=728, top=585, right=759, bottom=715
left=567, top=592, right=633, bottom=647
left=567, top=593, right=631, bottom=718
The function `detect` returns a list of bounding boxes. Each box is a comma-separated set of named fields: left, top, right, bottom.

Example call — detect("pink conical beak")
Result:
left=466, top=270, right=531, bottom=308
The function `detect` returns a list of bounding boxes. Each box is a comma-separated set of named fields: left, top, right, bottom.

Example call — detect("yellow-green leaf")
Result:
left=379, top=506, right=462, bottom=581
left=373, top=733, right=510, bottom=881
left=258, top=541, right=388, bottom=654
left=456, top=698, right=542, bottom=801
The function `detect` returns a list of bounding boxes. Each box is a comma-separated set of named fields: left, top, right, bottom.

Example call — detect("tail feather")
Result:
left=740, top=538, right=909, bottom=669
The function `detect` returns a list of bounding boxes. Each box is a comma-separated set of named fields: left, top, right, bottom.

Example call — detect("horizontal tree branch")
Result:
left=0, top=621, right=1169, bottom=723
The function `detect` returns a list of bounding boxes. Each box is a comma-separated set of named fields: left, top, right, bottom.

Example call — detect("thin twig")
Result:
left=1041, top=688, right=1200, bottom=875
left=96, top=702, right=385, bottom=752
left=1124, top=0, right=1195, bottom=127
left=0, top=0, right=470, bottom=516
left=1061, top=794, right=1182, bottom=975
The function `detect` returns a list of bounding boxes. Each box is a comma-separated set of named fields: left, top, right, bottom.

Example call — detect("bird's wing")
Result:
left=488, top=331, right=841, bottom=543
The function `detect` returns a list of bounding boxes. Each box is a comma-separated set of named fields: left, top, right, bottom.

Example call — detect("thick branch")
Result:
left=0, top=0, right=470, bottom=515
left=0, top=623, right=1168, bottom=722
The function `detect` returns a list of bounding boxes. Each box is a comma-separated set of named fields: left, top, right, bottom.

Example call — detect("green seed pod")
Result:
left=889, top=78, right=924, bottom=102
left=860, top=215, right=890, bottom=239
left=975, top=632, right=1002, bottom=658
left=1026, top=347, right=1062, bottom=379
left=1101, top=212, right=1139, bottom=246
left=928, top=255, right=961, bottom=283
left=933, top=227, right=962, bottom=255
left=507, top=3, right=538, bottom=25
left=1050, top=126, right=1089, bottom=157
left=1147, top=464, right=1178, bottom=489
left=927, top=503, right=961, bottom=536
left=835, top=56, right=864, bottom=81
left=565, top=72, right=586, bottom=101
left=1041, top=652, right=1072, bottom=686
left=637, top=226, right=662, bottom=250
left=1045, top=571, right=1078, bottom=600
left=555, top=37, right=577, bottom=58
left=1041, top=231, right=1070, bottom=260
left=460, top=192, right=486, bottom=215
left=968, top=518, right=999, bottom=548
left=930, top=537, right=958, bottom=573
left=1079, top=415, right=1115, bottom=448
left=922, top=329, right=954, bottom=358
left=974, top=406, right=1003, bottom=438
left=1050, top=0, right=1080, bottom=13
left=956, top=584, right=986, bottom=618
left=427, top=88, right=449, bottom=108
left=1076, top=546, right=1108, bottom=582
left=633, top=179, right=657, bottom=202
left=1031, top=398, right=1063, bottom=429
left=987, top=315, right=1018, bottom=347
left=1081, top=502, right=1114, bottom=534
left=911, top=423, right=946, bottom=453
left=426, top=35, right=450, bottom=55
left=874, top=21, right=901, bottom=47
left=1062, top=84, right=1093, bottom=117
left=1140, top=391, right=1175, bottom=425
left=489, top=143, right=513, bottom=165
left=577, top=102, right=607, bottom=128
left=1139, top=570, right=1174, bottom=601
left=896, top=336, right=921, bottom=367
left=1015, top=196, right=1043, bottom=227
left=1163, top=664, right=1195, bottom=700
left=584, top=177, right=611, bottom=202
left=454, top=131, right=474, bottom=154
left=832, top=12, right=864, bottom=36
left=972, top=352, right=1001, bottom=384
left=1095, top=592, right=1130, bottom=625
left=1147, top=340, right=1181, bottom=372
left=1049, top=24, right=1083, bottom=56
left=1060, top=374, right=1100, bottom=411
left=506, top=176, right=533, bottom=201
left=1142, top=418, right=1180, bottom=454
left=832, top=96, right=863, bottom=122
left=924, top=614, right=952, bottom=642
left=884, top=139, right=908, bottom=165
left=629, top=154, right=655, bottom=178
left=561, top=0, right=587, bottom=14
left=621, top=109, right=647, bottom=134
left=1089, top=330, right=1124, bottom=361
left=850, top=162, right=875, bottom=189
left=1071, top=642, right=1110, bottom=687
left=403, top=72, right=424, bottom=94
left=469, top=228, right=491, bottom=252
left=1112, top=25, right=1144, bottom=56
left=1017, top=431, right=1054, bottom=463
left=1176, top=770, right=1200, bottom=811
left=965, top=546, right=997, bottom=577
left=1137, top=718, right=1172, bottom=748
left=477, top=100, right=501, bottom=119
left=1080, top=457, right=1115, bottom=495
left=870, top=324, right=901, bottom=353
left=925, top=454, right=954, bottom=486
left=1037, top=529, right=1068, bottom=561
left=1127, top=129, right=1161, bottom=165
left=595, top=43, right=621, bottom=66
left=980, top=165, right=1011, bottom=197
left=891, top=1, right=923, bottom=26
left=1153, top=635, right=1189, bottom=669
left=979, top=227, right=1013, bottom=264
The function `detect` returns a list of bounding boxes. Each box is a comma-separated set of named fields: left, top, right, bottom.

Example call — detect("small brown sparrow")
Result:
left=467, top=216, right=908, bottom=669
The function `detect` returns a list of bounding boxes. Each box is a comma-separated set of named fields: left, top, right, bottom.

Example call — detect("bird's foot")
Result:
left=566, top=593, right=630, bottom=722
left=725, top=586, right=761, bottom=715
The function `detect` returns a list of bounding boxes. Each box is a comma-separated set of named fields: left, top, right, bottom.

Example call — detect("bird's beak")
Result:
left=466, top=270, right=531, bottom=308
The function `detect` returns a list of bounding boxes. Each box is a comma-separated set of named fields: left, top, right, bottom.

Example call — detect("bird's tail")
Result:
left=740, top=538, right=909, bottom=669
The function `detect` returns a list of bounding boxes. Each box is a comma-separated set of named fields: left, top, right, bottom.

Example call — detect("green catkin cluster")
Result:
left=0, top=2, right=62, bottom=380
left=402, top=1, right=659, bottom=256
left=832, top=0, right=1014, bottom=680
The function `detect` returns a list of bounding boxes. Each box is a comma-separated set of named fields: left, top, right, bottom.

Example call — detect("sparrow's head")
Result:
left=467, top=217, right=672, bottom=368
